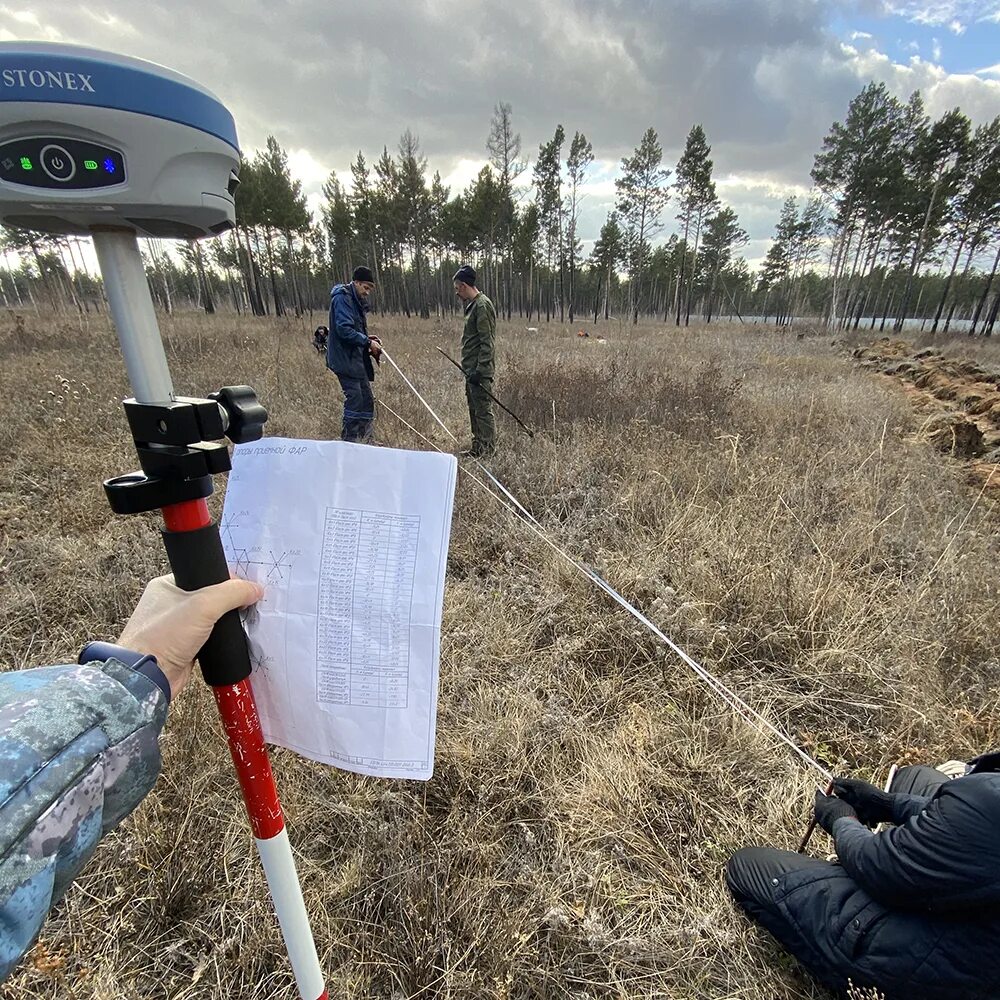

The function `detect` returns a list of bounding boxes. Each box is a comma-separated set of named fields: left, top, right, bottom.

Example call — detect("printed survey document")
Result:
left=221, top=438, right=458, bottom=779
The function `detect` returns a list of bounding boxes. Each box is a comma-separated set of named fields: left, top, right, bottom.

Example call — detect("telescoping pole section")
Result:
left=92, top=229, right=327, bottom=1000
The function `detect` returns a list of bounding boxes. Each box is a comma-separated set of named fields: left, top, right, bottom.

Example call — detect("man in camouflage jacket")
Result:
left=453, top=265, right=497, bottom=457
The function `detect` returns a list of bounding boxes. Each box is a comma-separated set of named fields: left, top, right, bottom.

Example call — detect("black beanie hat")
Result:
left=453, top=265, right=476, bottom=286
left=352, top=265, right=375, bottom=283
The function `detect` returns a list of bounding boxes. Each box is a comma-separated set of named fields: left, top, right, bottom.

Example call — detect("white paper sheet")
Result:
left=220, top=438, right=457, bottom=780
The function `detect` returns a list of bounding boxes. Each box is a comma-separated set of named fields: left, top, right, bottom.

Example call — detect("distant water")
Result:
left=738, top=315, right=979, bottom=334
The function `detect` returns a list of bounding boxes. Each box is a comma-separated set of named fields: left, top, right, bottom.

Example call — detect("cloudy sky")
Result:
left=6, top=0, right=1000, bottom=266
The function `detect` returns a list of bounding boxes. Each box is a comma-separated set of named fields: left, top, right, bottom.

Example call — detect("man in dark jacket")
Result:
left=453, top=265, right=496, bottom=457
left=327, top=266, right=382, bottom=443
left=726, top=757, right=1000, bottom=999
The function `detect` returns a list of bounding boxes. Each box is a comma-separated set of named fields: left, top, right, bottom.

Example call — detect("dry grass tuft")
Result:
left=1, top=309, right=998, bottom=999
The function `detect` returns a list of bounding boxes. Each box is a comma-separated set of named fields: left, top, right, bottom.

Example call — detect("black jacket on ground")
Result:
left=776, top=773, right=1000, bottom=998
left=326, top=283, right=373, bottom=381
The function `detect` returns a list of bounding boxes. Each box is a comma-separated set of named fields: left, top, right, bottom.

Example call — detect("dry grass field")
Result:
left=1, top=307, right=999, bottom=1000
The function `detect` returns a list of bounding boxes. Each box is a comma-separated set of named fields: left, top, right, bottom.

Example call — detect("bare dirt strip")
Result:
left=853, top=339, right=1000, bottom=495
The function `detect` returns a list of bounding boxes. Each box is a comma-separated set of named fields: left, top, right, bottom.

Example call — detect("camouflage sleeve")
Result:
left=0, top=660, right=168, bottom=982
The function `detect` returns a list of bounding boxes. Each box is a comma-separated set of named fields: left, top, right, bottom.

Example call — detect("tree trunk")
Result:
left=931, top=231, right=968, bottom=333
left=895, top=168, right=944, bottom=331
left=827, top=207, right=856, bottom=327
left=944, top=241, right=978, bottom=335
left=706, top=265, right=720, bottom=324
left=262, top=230, right=284, bottom=317
left=284, top=232, right=304, bottom=318
left=413, top=241, right=430, bottom=320
left=985, top=289, right=1000, bottom=337
left=568, top=255, right=575, bottom=324
left=674, top=239, right=688, bottom=326
left=193, top=243, right=216, bottom=314
left=684, top=210, right=706, bottom=326
left=240, top=227, right=266, bottom=315
left=970, top=243, right=1000, bottom=335
left=558, top=217, right=566, bottom=323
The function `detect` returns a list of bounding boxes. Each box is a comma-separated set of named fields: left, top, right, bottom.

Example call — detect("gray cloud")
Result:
left=7, top=0, right=1000, bottom=264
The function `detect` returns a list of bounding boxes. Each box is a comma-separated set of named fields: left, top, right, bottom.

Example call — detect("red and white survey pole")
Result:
left=94, top=229, right=327, bottom=1000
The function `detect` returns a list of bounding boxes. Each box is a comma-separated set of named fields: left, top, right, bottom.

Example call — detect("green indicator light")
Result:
left=84, top=159, right=97, bottom=170
left=19, top=156, right=32, bottom=170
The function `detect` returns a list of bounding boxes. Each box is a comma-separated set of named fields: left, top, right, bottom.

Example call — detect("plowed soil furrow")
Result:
left=854, top=339, right=1000, bottom=494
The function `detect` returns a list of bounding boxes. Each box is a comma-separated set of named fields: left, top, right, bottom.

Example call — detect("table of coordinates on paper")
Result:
left=316, top=508, right=420, bottom=708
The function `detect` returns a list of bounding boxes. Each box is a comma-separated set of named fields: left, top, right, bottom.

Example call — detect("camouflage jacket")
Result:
left=461, top=292, right=496, bottom=381
left=0, top=660, right=168, bottom=981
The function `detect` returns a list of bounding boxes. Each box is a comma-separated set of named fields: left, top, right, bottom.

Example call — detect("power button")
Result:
left=40, top=144, right=76, bottom=182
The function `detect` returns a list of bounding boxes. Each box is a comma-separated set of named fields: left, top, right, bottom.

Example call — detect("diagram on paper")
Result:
left=222, top=512, right=297, bottom=681
left=316, top=507, right=420, bottom=710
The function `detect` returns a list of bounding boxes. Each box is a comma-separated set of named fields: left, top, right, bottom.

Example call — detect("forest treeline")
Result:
left=2, top=80, right=999, bottom=334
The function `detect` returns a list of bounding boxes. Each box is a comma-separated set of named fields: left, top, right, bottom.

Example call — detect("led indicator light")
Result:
left=84, top=159, right=98, bottom=170
left=103, top=158, right=116, bottom=174
left=19, top=156, right=32, bottom=170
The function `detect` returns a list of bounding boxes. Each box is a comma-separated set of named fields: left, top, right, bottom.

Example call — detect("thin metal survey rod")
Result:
left=92, top=230, right=174, bottom=404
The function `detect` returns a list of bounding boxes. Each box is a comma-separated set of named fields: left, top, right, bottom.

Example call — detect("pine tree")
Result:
left=590, top=211, right=624, bottom=321
left=700, top=207, right=748, bottom=323
left=533, top=125, right=565, bottom=321
left=320, top=172, right=354, bottom=282
left=615, top=127, right=670, bottom=323
left=250, top=136, right=310, bottom=317
left=931, top=115, right=998, bottom=332
left=565, top=131, right=593, bottom=323
left=892, top=106, right=968, bottom=329
left=673, top=125, right=718, bottom=325
left=350, top=151, right=383, bottom=308
left=487, top=102, right=526, bottom=320
left=513, top=202, right=540, bottom=319
left=397, top=130, right=432, bottom=318
left=813, top=83, right=909, bottom=326
left=374, top=147, right=407, bottom=314
left=233, top=158, right=267, bottom=314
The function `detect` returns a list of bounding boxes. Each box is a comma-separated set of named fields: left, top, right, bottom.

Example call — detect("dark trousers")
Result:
left=727, top=848, right=831, bottom=937
left=889, top=764, right=951, bottom=797
left=465, top=379, right=496, bottom=455
left=726, top=765, right=950, bottom=985
left=337, top=375, right=374, bottom=443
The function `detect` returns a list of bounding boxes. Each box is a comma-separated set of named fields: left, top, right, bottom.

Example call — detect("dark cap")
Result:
left=453, top=265, right=476, bottom=287
left=352, top=265, right=375, bottom=283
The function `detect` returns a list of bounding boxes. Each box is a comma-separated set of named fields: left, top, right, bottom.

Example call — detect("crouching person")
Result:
left=726, top=757, right=1000, bottom=999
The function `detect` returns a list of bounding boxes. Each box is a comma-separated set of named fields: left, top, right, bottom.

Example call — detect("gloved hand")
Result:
left=968, top=750, right=1000, bottom=774
left=814, top=790, right=858, bottom=835
left=832, top=777, right=896, bottom=826
left=118, top=575, right=264, bottom=699
left=368, top=336, right=383, bottom=360
left=467, top=370, right=482, bottom=386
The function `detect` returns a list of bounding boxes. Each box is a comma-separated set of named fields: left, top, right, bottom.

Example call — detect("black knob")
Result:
left=210, top=386, right=268, bottom=444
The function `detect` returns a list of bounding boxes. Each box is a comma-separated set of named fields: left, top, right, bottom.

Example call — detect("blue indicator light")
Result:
left=103, top=158, right=116, bottom=174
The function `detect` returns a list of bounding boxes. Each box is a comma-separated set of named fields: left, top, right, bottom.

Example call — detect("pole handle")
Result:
left=797, top=779, right=835, bottom=854
left=162, top=521, right=253, bottom=686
